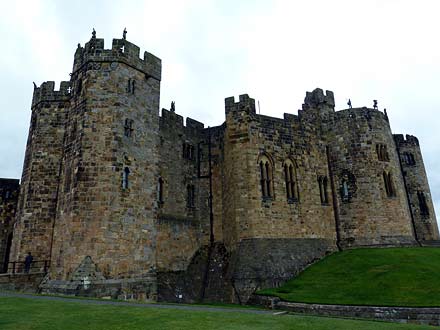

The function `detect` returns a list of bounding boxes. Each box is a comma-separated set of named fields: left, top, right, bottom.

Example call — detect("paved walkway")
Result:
left=0, top=292, right=272, bottom=315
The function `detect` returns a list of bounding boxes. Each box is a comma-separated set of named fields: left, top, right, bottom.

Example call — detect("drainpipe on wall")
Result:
left=200, top=127, right=214, bottom=301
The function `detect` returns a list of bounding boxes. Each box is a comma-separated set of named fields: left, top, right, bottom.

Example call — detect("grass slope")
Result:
left=258, top=247, right=440, bottom=307
left=0, top=296, right=435, bottom=330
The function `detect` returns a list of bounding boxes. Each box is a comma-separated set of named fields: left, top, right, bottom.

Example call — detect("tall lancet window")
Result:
left=284, top=159, right=298, bottom=202
left=258, top=154, right=273, bottom=199
left=122, top=167, right=130, bottom=190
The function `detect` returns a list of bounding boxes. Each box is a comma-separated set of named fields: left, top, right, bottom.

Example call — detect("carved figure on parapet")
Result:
left=171, top=101, right=176, bottom=112
left=123, top=28, right=127, bottom=40
left=92, top=28, right=96, bottom=39
left=347, top=99, right=352, bottom=109
left=373, top=100, right=378, bottom=109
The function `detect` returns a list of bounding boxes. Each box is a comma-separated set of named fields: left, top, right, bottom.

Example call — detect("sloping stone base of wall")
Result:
left=39, top=275, right=157, bottom=301
left=158, top=238, right=336, bottom=304
left=229, top=238, right=336, bottom=303
left=0, top=273, right=46, bottom=293
left=157, top=243, right=233, bottom=303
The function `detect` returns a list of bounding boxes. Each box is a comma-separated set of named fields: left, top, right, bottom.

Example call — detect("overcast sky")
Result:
left=0, top=0, right=439, bottom=223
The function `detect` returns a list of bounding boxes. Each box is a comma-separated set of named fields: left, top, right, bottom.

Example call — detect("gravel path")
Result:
left=0, top=291, right=272, bottom=315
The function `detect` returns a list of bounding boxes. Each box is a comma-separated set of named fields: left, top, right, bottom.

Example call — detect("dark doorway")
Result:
left=2, top=233, right=13, bottom=273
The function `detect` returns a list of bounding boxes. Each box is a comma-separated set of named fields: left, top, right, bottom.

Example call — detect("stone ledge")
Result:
left=0, top=273, right=46, bottom=293
left=275, top=301, right=440, bottom=326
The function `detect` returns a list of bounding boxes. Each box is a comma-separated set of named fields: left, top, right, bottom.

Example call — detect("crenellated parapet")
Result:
left=72, top=35, right=161, bottom=81
left=394, top=134, right=420, bottom=147
left=225, top=94, right=256, bottom=116
left=302, top=88, right=335, bottom=111
left=160, top=108, right=205, bottom=135
left=31, top=81, right=72, bottom=108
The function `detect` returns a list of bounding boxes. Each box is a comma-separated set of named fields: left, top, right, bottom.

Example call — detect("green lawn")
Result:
left=258, top=247, right=440, bottom=307
left=0, top=296, right=436, bottom=330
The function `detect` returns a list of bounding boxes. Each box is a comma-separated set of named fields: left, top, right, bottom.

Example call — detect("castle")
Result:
left=1, top=31, right=438, bottom=303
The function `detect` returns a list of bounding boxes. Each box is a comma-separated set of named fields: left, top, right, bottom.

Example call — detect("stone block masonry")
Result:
left=4, top=31, right=438, bottom=303
left=0, top=179, right=19, bottom=273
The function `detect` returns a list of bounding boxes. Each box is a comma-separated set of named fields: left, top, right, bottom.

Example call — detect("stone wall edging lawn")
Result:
left=250, top=295, right=440, bottom=326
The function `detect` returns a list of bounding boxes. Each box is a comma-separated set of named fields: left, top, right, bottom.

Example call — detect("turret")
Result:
left=44, top=31, right=162, bottom=300
left=394, top=134, right=439, bottom=241
left=10, top=80, right=70, bottom=265
left=302, top=88, right=335, bottom=112
left=72, top=32, right=161, bottom=81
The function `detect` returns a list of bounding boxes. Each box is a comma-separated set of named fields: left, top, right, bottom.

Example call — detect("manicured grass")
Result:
left=0, top=296, right=435, bottom=330
left=258, top=247, right=440, bottom=307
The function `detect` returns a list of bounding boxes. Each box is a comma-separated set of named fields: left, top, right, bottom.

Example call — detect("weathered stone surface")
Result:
left=4, top=33, right=438, bottom=303
left=0, top=179, right=19, bottom=272
left=275, top=301, right=440, bottom=326
left=0, top=273, right=45, bottom=293
left=228, top=238, right=335, bottom=302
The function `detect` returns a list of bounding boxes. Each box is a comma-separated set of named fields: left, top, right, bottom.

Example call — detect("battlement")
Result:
left=72, top=34, right=161, bottom=81
left=32, top=81, right=72, bottom=108
left=335, top=107, right=389, bottom=121
left=394, top=134, right=420, bottom=146
left=302, top=88, right=335, bottom=111
left=225, top=94, right=256, bottom=116
left=160, top=108, right=205, bottom=132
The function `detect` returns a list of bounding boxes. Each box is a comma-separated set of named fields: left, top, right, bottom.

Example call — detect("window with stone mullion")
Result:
left=289, top=165, right=296, bottom=200
left=284, top=165, right=291, bottom=199
left=265, top=162, right=272, bottom=198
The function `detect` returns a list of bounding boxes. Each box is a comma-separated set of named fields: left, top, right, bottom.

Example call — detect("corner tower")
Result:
left=394, top=134, right=439, bottom=242
left=10, top=81, right=71, bottom=265
left=44, top=31, right=162, bottom=299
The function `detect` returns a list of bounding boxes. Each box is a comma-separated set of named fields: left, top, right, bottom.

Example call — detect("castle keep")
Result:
left=3, top=32, right=439, bottom=302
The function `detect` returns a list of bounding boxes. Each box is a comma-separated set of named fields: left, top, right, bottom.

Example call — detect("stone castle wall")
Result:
left=156, top=109, right=210, bottom=272
left=329, top=108, right=416, bottom=247
left=5, top=34, right=439, bottom=302
left=49, top=37, right=162, bottom=293
left=10, top=82, right=69, bottom=265
left=0, top=179, right=19, bottom=272
left=394, top=134, right=439, bottom=241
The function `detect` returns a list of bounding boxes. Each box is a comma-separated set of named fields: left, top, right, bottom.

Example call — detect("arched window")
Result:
left=183, top=143, right=194, bottom=160
left=187, top=184, right=195, bottom=208
left=76, top=78, right=82, bottom=95
left=158, top=177, right=164, bottom=206
left=376, top=144, right=389, bottom=162
left=318, top=176, right=329, bottom=204
left=403, top=152, right=416, bottom=166
left=124, top=119, right=134, bottom=138
left=284, top=159, right=298, bottom=202
left=342, top=180, right=349, bottom=201
left=122, top=167, right=130, bottom=190
left=258, top=154, right=273, bottom=199
left=417, top=191, right=429, bottom=216
left=383, top=171, right=395, bottom=197
left=127, top=79, right=136, bottom=94
left=323, top=176, right=329, bottom=203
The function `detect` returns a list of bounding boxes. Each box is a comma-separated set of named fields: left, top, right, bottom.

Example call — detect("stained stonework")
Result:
left=394, top=134, right=439, bottom=241
left=0, top=179, right=19, bottom=272
left=6, top=34, right=439, bottom=302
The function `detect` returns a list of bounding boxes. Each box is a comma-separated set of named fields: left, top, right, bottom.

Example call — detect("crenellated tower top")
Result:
left=72, top=29, right=161, bottom=81
left=31, top=81, right=72, bottom=108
